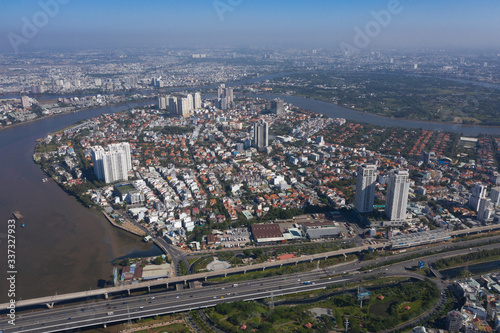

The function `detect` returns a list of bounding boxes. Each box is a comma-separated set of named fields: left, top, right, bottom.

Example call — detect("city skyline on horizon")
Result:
left=1, top=0, right=500, bottom=53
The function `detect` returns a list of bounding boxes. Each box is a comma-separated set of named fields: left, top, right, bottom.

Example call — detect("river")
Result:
left=0, top=100, right=163, bottom=303
left=254, top=94, right=500, bottom=136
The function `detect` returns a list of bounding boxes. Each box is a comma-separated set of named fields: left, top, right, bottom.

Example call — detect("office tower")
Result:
left=253, top=120, right=269, bottom=149
left=385, top=169, right=410, bottom=221
left=217, top=84, right=233, bottom=110
left=469, top=183, right=487, bottom=211
left=168, top=96, right=178, bottom=114
left=193, top=92, right=202, bottom=110
left=21, top=96, right=30, bottom=109
left=316, top=136, right=325, bottom=146
left=490, top=187, right=500, bottom=207
left=158, top=96, right=167, bottom=110
left=271, top=98, right=284, bottom=115
left=91, top=143, right=132, bottom=184
left=177, top=97, right=191, bottom=118
left=354, top=164, right=378, bottom=213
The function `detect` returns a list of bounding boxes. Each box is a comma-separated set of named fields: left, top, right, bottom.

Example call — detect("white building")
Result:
left=354, top=164, right=377, bottom=213
left=469, top=183, right=487, bottom=211
left=177, top=97, right=191, bottom=118
left=193, top=92, right=202, bottom=110
left=158, top=96, right=167, bottom=110
left=91, top=143, right=132, bottom=184
left=21, top=96, right=31, bottom=109
left=490, top=187, right=500, bottom=207
left=478, top=198, right=494, bottom=221
left=385, top=169, right=410, bottom=221
left=217, top=84, right=233, bottom=110
left=253, top=120, right=268, bottom=148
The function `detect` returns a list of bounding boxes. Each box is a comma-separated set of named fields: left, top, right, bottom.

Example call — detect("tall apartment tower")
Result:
left=193, top=92, right=202, bottom=110
left=385, top=169, right=410, bottom=221
left=253, top=120, right=269, bottom=149
left=186, top=94, right=193, bottom=111
left=491, top=187, right=500, bottom=207
left=91, top=142, right=132, bottom=184
left=158, top=96, right=167, bottom=110
left=168, top=96, right=178, bottom=114
left=217, top=84, right=233, bottom=110
left=271, top=98, right=284, bottom=115
left=21, top=96, right=31, bottom=109
left=177, top=97, right=191, bottom=118
left=354, top=164, right=378, bottom=213
left=469, top=183, right=487, bottom=211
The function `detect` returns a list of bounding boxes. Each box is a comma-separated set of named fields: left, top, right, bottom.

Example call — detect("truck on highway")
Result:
left=303, top=281, right=312, bottom=285
left=233, top=283, right=238, bottom=287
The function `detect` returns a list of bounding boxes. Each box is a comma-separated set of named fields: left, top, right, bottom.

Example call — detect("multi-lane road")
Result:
left=1, top=236, right=500, bottom=332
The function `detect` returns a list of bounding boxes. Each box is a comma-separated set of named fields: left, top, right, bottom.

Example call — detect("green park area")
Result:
left=203, top=278, right=439, bottom=333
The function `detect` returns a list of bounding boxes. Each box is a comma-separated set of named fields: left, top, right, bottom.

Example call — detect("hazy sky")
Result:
left=1, top=0, right=499, bottom=52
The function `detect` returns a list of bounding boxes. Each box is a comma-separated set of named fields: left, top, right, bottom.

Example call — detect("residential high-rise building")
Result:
left=354, top=164, right=378, bottom=213
left=253, top=120, right=269, bottom=149
left=478, top=198, right=494, bottom=221
left=491, top=187, right=500, bottom=207
left=469, top=183, right=487, bottom=211
left=186, top=94, right=193, bottom=111
left=177, top=97, right=191, bottom=118
left=385, top=169, right=410, bottom=221
left=271, top=98, right=284, bottom=115
left=193, top=92, right=202, bottom=110
left=91, top=143, right=132, bottom=184
left=217, top=84, right=233, bottom=110
left=168, top=96, right=178, bottom=114
left=21, top=96, right=31, bottom=109
left=158, top=96, right=167, bottom=110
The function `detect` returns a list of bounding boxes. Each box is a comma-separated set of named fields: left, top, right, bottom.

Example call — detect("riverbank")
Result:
left=251, top=92, right=500, bottom=131
left=101, top=210, right=145, bottom=238
left=0, top=97, right=155, bottom=133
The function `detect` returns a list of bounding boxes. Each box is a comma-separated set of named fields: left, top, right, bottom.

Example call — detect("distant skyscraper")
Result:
left=271, top=98, right=284, bottom=115
left=21, top=96, right=30, bottom=109
left=168, top=96, right=178, bottom=114
left=469, top=183, right=487, bottom=211
left=253, top=120, right=269, bottom=149
left=91, top=143, right=132, bottom=184
left=193, top=92, right=202, bottom=110
left=217, top=84, right=233, bottom=110
left=355, top=164, right=378, bottom=213
left=385, top=169, right=410, bottom=221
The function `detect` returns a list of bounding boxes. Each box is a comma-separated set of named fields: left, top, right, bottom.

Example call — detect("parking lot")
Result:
left=216, top=228, right=251, bottom=248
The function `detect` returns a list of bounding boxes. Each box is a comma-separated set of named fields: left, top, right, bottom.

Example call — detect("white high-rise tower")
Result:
left=253, top=120, right=268, bottom=149
left=91, top=142, right=132, bottom=184
left=354, top=164, right=377, bottom=213
left=469, top=183, right=487, bottom=211
left=385, top=169, right=410, bottom=221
